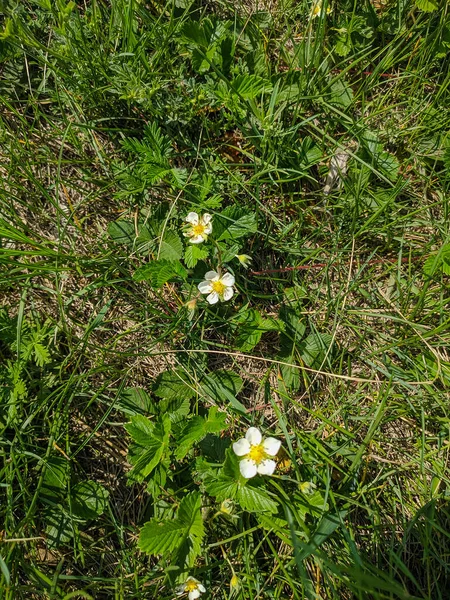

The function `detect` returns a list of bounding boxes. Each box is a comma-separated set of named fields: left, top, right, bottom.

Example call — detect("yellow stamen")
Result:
left=185, top=581, right=198, bottom=592
left=211, top=280, right=226, bottom=295
left=248, top=444, right=266, bottom=464
left=192, top=223, right=206, bottom=236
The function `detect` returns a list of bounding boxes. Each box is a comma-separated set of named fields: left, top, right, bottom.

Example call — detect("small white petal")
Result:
left=233, top=438, right=251, bottom=456
left=245, top=427, right=262, bottom=446
left=222, top=286, right=234, bottom=301
left=203, top=223, right=213, bottom=234
left=204, top=270, right=219, bottom=280
left=189, top=590, right=201, bottom=600
left=263, top=437, right=281, bottom=456
left=220, top=273, right=235, bottom=286
left=198, top=281, right=213, bottom=294
left=201, top=213, right=212, bottom=224
left=239, top=459, right=258, bottom=479
left=257, top=459, right=276, bottom=476
left=198, top=584, right=206, bottom=593
left=185, top=212, right=199, bottom=224
left=206, top=291, right=219, bottom=304
left=190, top=235, right=205, bottom=244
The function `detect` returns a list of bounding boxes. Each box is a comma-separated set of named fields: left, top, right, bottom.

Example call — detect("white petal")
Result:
left=201, top=213, right=212, bottom=224
left=198, top=584, right=206, bottom=593
left=204, top=270, right=219, bottom=280
left=206, top=292, right=219, bottom=304
left=245, top=427, right=262, bottom=446
left=185, top=212, right=199, bottom=224
left=239, top=459, right=258, bottom=479
left=220, top=273, right=235, bottom=286
left=189, top=590, right=201, bottom=600
left=257, top=459, right=276, bottom=476
left=190, top=235, right=204, bottom=244
left=198, top=281, right=213, bottom=294
left=233, top=438, right=250, bottom=456
left=203, top=223, right=213, bottom=234
left=263, top=437, right=281, bottom=456
left=222, top=286, right=234, bottom=301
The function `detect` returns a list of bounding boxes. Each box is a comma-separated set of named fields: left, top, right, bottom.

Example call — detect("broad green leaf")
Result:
left=330, top=80, right=354, bottom=109
left=153, top=369, right=196, bottom=401
left=175, top=407, right=227, bottom=460
left=300, top=333, right=334, bottom=368
left=126, top=415, right=171, bottom=481
left=376, top=151, right=399, bottom=181
left=42, top=456, right=70, bottom=500
left=70, top=481, right=109, bottom=520
left=159, top=230, right=183, bottom=262
left=216, top=207, right=257, bottom=241
left=133, top=260, right=187, bottom=287
left=138, top=492, right=204, bottom=569
left=117, top=387, right=156, bottom=416
left=200, top=369, right=246, bottom=414
left=238, top=485, right=278, bottom=513
left=415, top=0, right=438, bottom=11
left=232, top=74, right=271, bottom=99
left=184, top=244, right=209, bottom=268
left=45, top=507, right=73, bottom=548
left=107, top=220, right=136, bottom=245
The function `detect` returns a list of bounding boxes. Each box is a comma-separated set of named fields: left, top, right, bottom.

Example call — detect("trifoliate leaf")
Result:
left=175, top=407, right=227, bottom=460
left=70, top=481, right=109, bottom=520
left=125, top=414, right=171, bottom=481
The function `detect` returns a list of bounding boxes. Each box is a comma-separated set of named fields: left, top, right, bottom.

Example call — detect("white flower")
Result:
left=184, top=212, right=213, bottom=244
left=311, top=0, right=331, bottom=18
left=197, top=270, right=235, bottom=304
left=232, top=427, right=281, bottom=479
left=235, top=254, right=252, bottom=269
left=177, top=577, right=206, bottom=600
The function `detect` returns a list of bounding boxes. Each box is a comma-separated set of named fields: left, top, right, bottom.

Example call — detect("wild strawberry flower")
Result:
left=233, top=427, right=281, bottom=479
left=311, top=0, right=331, bottom=18
left=184, top=212, right=213, bottom=244
left=198, top=270, right=235, bottom=304
left=177, top=577, right=206, bottom=600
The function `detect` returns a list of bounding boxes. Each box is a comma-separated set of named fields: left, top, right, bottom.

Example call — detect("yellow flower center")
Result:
left=185, top=580, right=198, bottom=592
left=248, top=444, right=266, bottom=464
left=211, top=280, right=226, bottom=295
left=192, top=223, right=206, bottom=236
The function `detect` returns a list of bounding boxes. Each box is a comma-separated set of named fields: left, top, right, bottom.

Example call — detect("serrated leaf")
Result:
left=70, top=481, right=109, bottom=520
left=153, top=369, right=196, bottom=401
left=126, top=415, right=171, bottom=481
left=116, top=387, right=156, bottom=416
left=159, top=231, right=183, bottom=262
left=107, top=220, right=136, bottom=245
left=415, top=0, right=438, bottom=11
left=232, top=74, right=271, bottom=99
left=200, top=370, right=246, bottom=414
left=133, top=260, right=187, bottom=287
left=175, top=407, right=227, bottom=460
left=300, top=333, right=333, bottom=368
left=184, top=244, right=209, bottom=268
left=139, top=491, right=204, bottom=569
left=238, top=485, right=278, bottom=513
left=218, top=212, right=258, bottom=241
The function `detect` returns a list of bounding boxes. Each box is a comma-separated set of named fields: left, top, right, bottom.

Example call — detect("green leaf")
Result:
left=329, top=80, right=354, bottom=109
left=300, top=333, right=334, bottom=368
left=45, top=507, right=74, bottom=548
left=423, top=244, right=450, bottom=277
left=153, top=369, right=196, bottom=401
left=184, top=244, right=209, bottom=268
left=138, top=491, right=204, bottom=569
left=159, top=231, right=183, bottom=262
left=216, top=207, right=258, bottom=241
left=107, top=220, right=136, bottom=245
left=376, top=151, right=399, bottom=181
left=199, top=369, right=246, bottom=414
left=42, top=456, right=70, bottom=500
left=126, top=415, right=171, bottom=481
left=415, top=0, right=438, bottom=11
left=116, top=387, right=156, bottom=416
left=175, top=407, right=227, bottom=460
left=238, top=485, right=278, bottom=514
left=232, top=74, right=271, bottom=99
left=70, top=481, right=109, bottom=520
left=133, top=260, right=187, bottom=287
